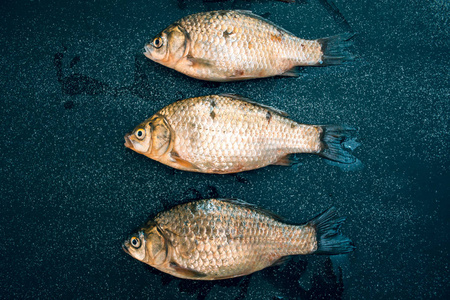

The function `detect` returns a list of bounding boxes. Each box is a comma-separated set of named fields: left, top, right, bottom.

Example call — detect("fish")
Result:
left=123, top=94, right=358, bottom=174
left=143, top=10, right=353, bottom=82
left=122, top=199, right=354, bottom=280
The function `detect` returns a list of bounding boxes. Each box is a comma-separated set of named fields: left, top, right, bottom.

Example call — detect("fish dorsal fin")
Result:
left=169, top=262, right=207, bottom=279
left=233, top=10, right=296, bottom=37
left=219, top=94, right=289, bottom=117
left=218, top=198, right=286, bottom=222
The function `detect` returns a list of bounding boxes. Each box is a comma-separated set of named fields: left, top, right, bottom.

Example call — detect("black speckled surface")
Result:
left=1, top=0, right=449, bottom=299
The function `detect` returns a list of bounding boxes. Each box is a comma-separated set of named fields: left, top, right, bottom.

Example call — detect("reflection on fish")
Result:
left=123, top=199, right=354, bottom=280
left=143, top=10, right=353, bottom=82
left=124, top=94, right=358, bottom=174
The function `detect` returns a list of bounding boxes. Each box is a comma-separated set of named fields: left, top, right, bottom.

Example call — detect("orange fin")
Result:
left=170, top=151, right=200, bottom=171
left=170, top=262, right=207, bottom=279
left=273, top=155, right=300, bottom=166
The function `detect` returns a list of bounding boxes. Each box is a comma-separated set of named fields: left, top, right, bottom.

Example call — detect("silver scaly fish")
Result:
left=143, top=10, right=353, bottom=82
left=124, top=94, right=358, bottom=174
left=123, top=199, right=354, bottom=280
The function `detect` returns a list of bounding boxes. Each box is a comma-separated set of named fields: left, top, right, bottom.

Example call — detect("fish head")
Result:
left=123, top=230, right=147, bottom=262
left=144, top=24, right=190, bottom=68
left=123, top=224, right=168, bottom=267
left=124, top=114, right=173, bottom=159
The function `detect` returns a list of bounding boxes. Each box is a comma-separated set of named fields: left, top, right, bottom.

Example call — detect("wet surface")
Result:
left=1, top=0, right=449, bottom=299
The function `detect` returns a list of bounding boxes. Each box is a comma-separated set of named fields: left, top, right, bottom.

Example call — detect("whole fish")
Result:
left=143, top=10, right=353, bottom=82
left=124, top=94, right=358, bottom=174
left=122, top=199, right=354, bottom=280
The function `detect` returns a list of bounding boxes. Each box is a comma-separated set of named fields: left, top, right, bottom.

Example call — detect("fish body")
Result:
left=144, top=10, right=353, bottom=81
left=124, top=94, right=357, bottom=174
left=123, top=199, right=354, bottom=280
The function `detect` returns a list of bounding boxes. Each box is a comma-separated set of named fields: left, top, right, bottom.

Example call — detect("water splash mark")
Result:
left=181, top=186, right=221, bottom=203
left=53, top=46, right=115, bottom=96
left=232, top=173, right=250, bottom=184
left=318, top=0, right=354, bottom=33
left=325, top=135, right=363, bottom=172
left=53, top=46, right=165, bottom=100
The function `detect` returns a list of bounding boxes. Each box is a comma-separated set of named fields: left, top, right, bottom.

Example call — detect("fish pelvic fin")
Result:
left=309, top=207, right=355, bottom=255
left=318, top=125, right=359, bottom=164
left=317, top=33, right=355, bottom=65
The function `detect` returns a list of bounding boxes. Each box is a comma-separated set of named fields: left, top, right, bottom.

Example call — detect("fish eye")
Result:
left=153, top=37, right=163, bottom=48
left=130, top=236, right=141, bottom=248
left=135, top=129, right=146, bottom=140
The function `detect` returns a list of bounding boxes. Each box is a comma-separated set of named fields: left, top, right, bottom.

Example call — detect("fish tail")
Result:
left=309, top=207, right=355, bottom=255
left=317, top=33, right=355, bottom=65
left=318, top=125, right=358, bottom=164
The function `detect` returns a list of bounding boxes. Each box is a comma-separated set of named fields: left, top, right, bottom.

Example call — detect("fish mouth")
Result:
left=122, top=242, right=130, bottom=254
left=124, top=133, right=133, bottom=149
left=143, top=45, right=152, bottom=59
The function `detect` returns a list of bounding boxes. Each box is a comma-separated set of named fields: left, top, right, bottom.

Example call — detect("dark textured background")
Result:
left=1, top=0, right=449, bottom=299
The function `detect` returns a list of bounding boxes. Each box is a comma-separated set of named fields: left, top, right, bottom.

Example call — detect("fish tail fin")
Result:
left=309, top=207, right=355, bottom=255
left=317, top=33, right=355, bottom=65
left=318, top=125, right=358, bottom=164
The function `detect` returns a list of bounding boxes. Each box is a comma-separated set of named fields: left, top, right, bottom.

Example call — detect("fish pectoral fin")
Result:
left=273, top=154, right=300, bottom=166
left=169, top=262, right=207, bottom=279
left=186, top=56, right=215, bottom=69
left=169, top=151, right=201, bottom=171
left=280, top=66, right=304, bottom=77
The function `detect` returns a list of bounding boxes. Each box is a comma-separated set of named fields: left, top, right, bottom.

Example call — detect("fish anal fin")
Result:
left=219, top=93, right=289, bottom=117
left=170, top=262, right=207, bottom=279
left=169, top=151, right=200, bottom=171
left=270, top=256, right=291, bottom=267
left=273, top=154, right=300, bottom=166
left=280, top=66, right=304, bottom=77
